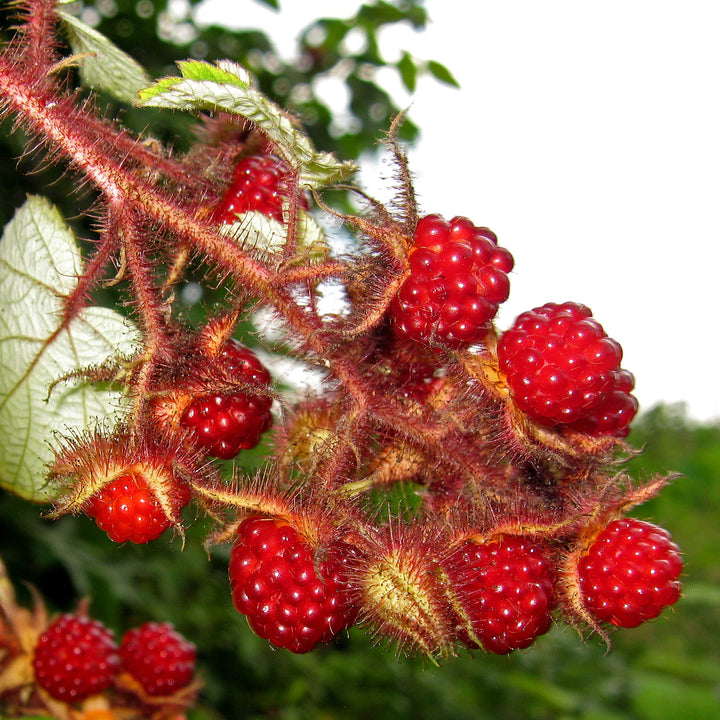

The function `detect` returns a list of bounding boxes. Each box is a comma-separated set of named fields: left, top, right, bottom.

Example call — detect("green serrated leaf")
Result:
left=427, top=59, right=460, bottom=88
left=177, top=59, right=252, bottom=87
left=137, top=60, right=357, bottom=188
left=56, top=9, right=151, bottom=104
left=0, top=197, right=140, bottom=502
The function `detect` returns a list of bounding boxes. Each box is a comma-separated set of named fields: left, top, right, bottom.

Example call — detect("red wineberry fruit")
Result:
left=215, top=154, right=307, bottom=224
left=390, top=214, right=514, bottom=347
left=444, top=535, right=556, bottom=654
left=578, top=518, right=683, bottom=628
left=33, top=614, right=120, bottom=701
left=119, top=621, right=196, bottom=696
left=498, top=301, right=638, bottom=436
left=85, top=473, right=190, bottom=544
left=229, top=516, right=359, bottom=653
left=180, top=339, right=274, bottom=459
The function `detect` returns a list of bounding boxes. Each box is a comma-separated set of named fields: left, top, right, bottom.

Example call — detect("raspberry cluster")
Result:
left=390, top=214, right=514, bottom=347
left=215, top=154, right=307, bottom=224
left=229, top=516, right=358, bottom=653
left=498, top=302, right=638, bottom=436
left=180, top=339, right=274, bottom=459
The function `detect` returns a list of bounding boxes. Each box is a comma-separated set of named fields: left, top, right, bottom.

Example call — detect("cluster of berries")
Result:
left=207, top=156, right=679, bottom=655
left=78, top=339, right=273, bottom=544
left=227, top=514, right=682, bottom=655
left=390, top=215, right=637, bottom=437
left=32, top=614, right=196, bottom=702
left=47, top=149, right=682, bottom=662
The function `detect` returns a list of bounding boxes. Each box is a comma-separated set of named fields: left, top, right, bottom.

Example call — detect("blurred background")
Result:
left=1, top=1, right=719, bottom=718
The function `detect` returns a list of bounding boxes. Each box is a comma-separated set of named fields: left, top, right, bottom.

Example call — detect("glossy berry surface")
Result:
left=390, top=214, right=514, bottom=347
left=229, top=516, right=358, bottom=653
left=181, top=340, right=273, bottom=459
left=86, top=473, right=189, bottom=544
left=498, top=301, right=638, bottom=436
left=578, top=518, right=683, bottom=628
left=445, top=536, right=555, bottom=654
left=119, top=622, right=196, bottom=696
left=32, top=614, right=120, bottom=702
left=215, top=154, right=307, bottom=224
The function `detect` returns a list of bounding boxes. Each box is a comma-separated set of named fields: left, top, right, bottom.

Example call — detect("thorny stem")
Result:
left=0, top=52, right=382, bottom=406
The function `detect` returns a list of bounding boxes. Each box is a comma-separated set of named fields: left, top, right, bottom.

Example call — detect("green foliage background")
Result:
left=1, top=2, right=719, bottom=719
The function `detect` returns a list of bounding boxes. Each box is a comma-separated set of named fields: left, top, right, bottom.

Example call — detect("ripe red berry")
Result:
left=119, top=622, right=196, bottom=696
left=215, top=154, right=307, bottom=224
left=578, top=518, right=683, bottom=628
left=229, top=516, right=359, bottom=653
left=180, top=340, right=273, bottom=459
left=85, top=473, right=190, bottom=544
left=498, top=301, right=638, bottom=436
left=32, top=614, right=120, bottom=702
left=444, top=536, right=556, bottom=654
left=390, top=214, right=514, bottom=347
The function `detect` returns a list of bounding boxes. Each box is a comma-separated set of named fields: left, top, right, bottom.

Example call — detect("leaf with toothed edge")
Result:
left=0, top=196, right=140, bottom=502
left=55, top=8, right=151, bottom=104
left=136, top=59, right=357, bottom=188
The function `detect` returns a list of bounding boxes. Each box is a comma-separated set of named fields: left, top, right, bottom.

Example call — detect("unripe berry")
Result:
left=578, top=518, right=683, bottom=628
left=32, top=614, right=120, bottom=702
left=390, top=214, right=514, bottom=347
left=352, top=526, right=456, bottom=657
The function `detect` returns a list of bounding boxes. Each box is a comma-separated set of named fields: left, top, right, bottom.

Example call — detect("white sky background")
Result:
left=195, top=0, right=720, bottom=423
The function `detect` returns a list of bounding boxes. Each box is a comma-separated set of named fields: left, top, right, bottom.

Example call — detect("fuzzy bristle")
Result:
left=353, top=524, right=455, bottom=658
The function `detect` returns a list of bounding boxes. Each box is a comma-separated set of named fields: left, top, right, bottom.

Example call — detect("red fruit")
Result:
left=119, top=622, right=196, bottom=696
left=444, top=536, right=555, bottom=654
left=181, top=339, right=273, bottom=459
left=86, top=473, right=190, bottom=544
left=578, top=518, right=683, bottom=628
left=390, top=214, right=514, bottom=347
left=32, top=614, right=120, bottom=702
left=215, top=154, right=307, bottom=224
left=498, top=301, right=638, bottom=436
left=229, top=516, right=359, bottom=653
